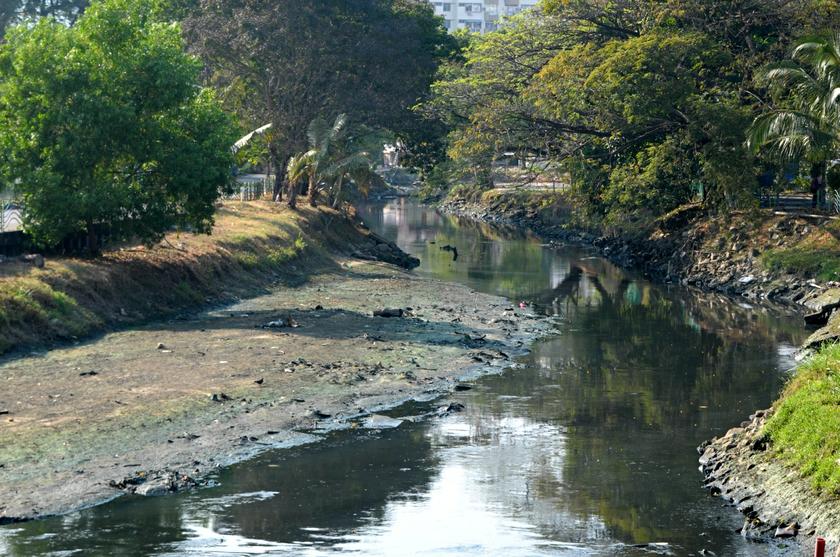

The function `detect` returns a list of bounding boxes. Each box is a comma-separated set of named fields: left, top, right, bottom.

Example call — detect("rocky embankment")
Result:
left=699, top=409, right=840, bottom=549
left=440, top=198, right=834, bottom=307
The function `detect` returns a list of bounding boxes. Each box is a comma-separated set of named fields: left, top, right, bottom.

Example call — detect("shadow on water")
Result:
left=0, top=199, right=806, bottom=556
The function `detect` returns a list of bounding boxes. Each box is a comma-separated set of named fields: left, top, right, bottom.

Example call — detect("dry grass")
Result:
left=0, top=201, right=357, bottom=355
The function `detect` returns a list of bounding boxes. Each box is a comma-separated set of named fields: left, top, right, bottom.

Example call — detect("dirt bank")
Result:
left=0, top=201, right=417, bottom=356
left=0, top=253, right=552, bottom=523
left=699, top=410, right=840, bottom=552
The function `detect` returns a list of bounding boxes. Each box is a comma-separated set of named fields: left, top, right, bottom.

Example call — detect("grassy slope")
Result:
left=0, top=201, right=363, bottom=355
left=765, top=343, right=840, bottom=494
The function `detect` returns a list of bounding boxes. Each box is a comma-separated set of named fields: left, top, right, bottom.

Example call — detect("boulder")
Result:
left=802, top=287, right=840, bottom=325
left=802, top=310, right=840, bottom=352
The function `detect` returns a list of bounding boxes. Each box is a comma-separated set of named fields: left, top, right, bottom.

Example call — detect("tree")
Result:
left=0, top=0, right=237, bottom=250
left=184, top=0, right=451, bottom=205
left=747, top=33, right=840, bottom=181
left=287, top=114, right=376, bottom=210
left=0, top=0, right=88, bottom=35
left=426, top=1, right=838, bottom=228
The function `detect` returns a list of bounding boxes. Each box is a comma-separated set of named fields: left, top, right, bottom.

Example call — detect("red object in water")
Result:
left=815, top=537, right=825, bottom=557
left=519, top=302, right=526, bottom=308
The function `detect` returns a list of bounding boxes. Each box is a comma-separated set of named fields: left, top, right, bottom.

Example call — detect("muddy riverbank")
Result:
left=0, top=257, right=553, bottom=523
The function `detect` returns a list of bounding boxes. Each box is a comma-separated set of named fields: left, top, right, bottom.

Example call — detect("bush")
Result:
left=0, top=0, right=237, bottom=250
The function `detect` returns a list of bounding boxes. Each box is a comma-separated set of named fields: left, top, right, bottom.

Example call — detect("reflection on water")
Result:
left=0, top=200, right=806, bottom=556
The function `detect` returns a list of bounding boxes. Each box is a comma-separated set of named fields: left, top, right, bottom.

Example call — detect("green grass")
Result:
left=264, top=235, right=306, bottom=266
left=760, top=247, right=840, bottom=282
left=765, top=343, right=840, bottom=493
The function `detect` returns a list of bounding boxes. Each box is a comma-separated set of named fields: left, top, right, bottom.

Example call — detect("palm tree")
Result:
left=285, top=150, right=315, bottom=209
left=747, top=33, right=840, bottom=202
left=322, top=150, right=376, bottom=209
left=286, top=114, right=376, bottom=209
left=301, top=114, right=347, bottom=207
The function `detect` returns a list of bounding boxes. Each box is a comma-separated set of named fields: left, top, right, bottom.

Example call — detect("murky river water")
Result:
left=0, top=200, right=806, bottom=556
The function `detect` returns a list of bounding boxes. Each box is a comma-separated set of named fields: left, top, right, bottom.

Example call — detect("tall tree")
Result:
left=0, top=0, right=237, bottom=250
left=184, top=0, right=451, bottom=204
left=426, top=0, right=840, bottom=227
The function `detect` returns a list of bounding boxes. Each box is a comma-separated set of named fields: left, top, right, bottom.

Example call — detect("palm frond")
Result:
left=306, top=118, right=330, bottom=150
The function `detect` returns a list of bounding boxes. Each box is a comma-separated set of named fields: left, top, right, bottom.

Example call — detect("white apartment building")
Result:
left=428, top=0, right=539, bottom=33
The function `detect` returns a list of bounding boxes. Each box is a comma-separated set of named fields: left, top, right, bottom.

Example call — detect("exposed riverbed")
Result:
left=0, top=200, right=808, bottom=556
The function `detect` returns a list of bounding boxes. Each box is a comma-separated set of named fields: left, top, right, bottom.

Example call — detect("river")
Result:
left=0, top=199, right=806, bottom=556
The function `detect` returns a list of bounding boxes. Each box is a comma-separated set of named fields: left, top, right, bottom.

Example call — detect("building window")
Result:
left=458, top=19, right=482, bottom=31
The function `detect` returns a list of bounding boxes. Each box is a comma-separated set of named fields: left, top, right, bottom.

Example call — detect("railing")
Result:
left=0, top=202, right=23, bottom=233
left=225, top=174, right=274, bottom=201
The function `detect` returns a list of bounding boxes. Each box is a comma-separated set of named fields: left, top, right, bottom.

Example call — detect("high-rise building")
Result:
left=427, top=0, right=539, bottom=33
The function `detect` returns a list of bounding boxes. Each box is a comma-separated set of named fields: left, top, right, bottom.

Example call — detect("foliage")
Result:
left=0, top=0, right=237, bottom=249
left=425, top=0, right=840, bottom=229
left=287, top=114, right=376, bottom=210
left=765, top=342, right=840, bottom=493
left=747, top=33, right=840, bottom=170
left=1, top=0, right=89, bottom=31
left=185, top=0, right=451, bottom=199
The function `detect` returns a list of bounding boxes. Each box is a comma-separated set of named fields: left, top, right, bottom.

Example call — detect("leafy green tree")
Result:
left=426, top=0, right=838, bottom=228
left=185, top=0, right=450, bottom=204
left=0, top=0, right=237, bottom=250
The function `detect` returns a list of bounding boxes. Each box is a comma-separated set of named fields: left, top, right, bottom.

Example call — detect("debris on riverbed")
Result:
left=373, top=308, right=406, bottom=318
left=362, top=414, right=403, bottom=429
left=436, top=402, right=465, bottom=416
left=440, top=244, right=458, bottom=261
left=262, top=316, right=299, bottom=328
left=109, top=470, right=200, bottom=497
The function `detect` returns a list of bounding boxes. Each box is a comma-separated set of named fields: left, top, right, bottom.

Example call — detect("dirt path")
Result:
left=0, top=259, right=552, bottom=522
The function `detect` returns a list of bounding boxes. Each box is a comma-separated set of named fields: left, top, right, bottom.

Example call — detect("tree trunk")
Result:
left=273, top=170, right=283, bottom=202
left=288, top=179, right=298, bottom=209
left=331, top=176, right=344, bottom=209
left=308, top=174, right=318, bottom=207
left=265, top=156, right=272, bottom=198
left=86, top=222, right=99, bottom=256
left=269, top=145, right=285, bottom=202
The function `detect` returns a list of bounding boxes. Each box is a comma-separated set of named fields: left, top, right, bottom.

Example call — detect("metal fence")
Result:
left=0, top=202, right=22, bottom=233
left=226, top=174, right=274, bottom=201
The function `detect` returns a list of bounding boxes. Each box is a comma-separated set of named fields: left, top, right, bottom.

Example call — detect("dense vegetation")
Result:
left=0, top=0, right=452, bottom=251
left=420, top=1, right=840, bottom=230
left=0, top=0, right=236, bottom=249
